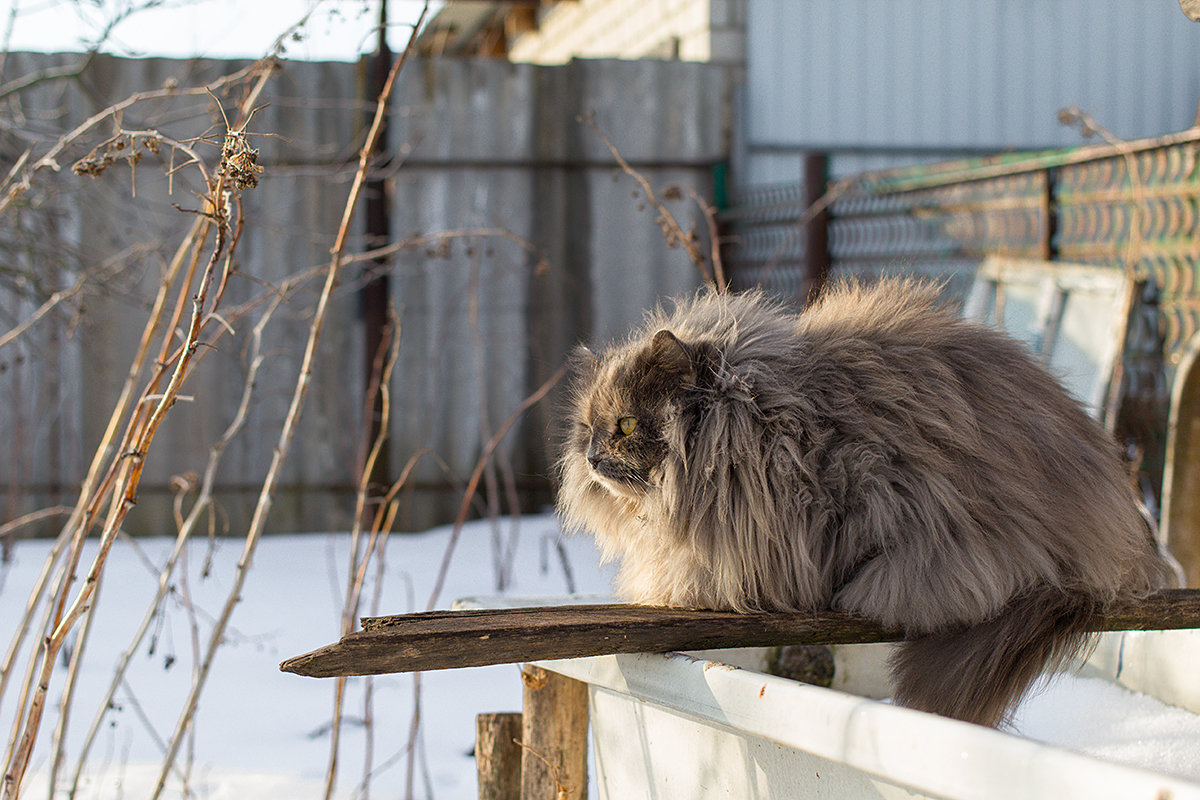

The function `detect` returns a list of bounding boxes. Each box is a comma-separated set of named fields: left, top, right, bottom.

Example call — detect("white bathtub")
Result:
left=458, top=593, right=1200, bottom=800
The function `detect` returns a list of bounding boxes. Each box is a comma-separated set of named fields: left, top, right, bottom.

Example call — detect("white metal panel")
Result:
left=1084, top=629, right=1200, bottom=716
left=541, top=651, right=1200, bottom=800
left=744, top=0, right=1200, bottom=181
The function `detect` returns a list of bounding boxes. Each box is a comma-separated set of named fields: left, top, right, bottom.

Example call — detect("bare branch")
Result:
left=581, top=110, right=724, bottom=291
left=1, top=54, right=271, bottom=800
left=0, top=60, right=271, bottom=217
left=149, top=7, right=430, bottom=795
left=424, top=360, right=571, bottom=613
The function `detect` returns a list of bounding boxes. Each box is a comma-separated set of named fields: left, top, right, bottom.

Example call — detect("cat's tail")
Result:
left=888, top=589, right=1098, bottom=727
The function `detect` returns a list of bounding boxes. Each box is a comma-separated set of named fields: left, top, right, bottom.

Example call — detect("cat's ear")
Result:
left=645, top=329, right=696, bottom=385
left=569, top=344, right=599, bottom=376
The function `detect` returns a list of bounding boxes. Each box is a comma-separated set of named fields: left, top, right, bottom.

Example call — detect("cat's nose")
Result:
left=586, top=444, right=603, bottom=468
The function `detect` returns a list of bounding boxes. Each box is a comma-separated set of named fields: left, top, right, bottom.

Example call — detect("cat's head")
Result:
left=564, top=329, right=708, bottom=499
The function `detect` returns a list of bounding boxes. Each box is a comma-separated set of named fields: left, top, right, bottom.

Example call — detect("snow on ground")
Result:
left=3, top=514, right=1200, bottom=798
left=1, top=515, right=615, bottom=799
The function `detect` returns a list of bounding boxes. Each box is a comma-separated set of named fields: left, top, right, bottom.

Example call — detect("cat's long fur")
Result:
left=556, top=278, right=1169, bottom=727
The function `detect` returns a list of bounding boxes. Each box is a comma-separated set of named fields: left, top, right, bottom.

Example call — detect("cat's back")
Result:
left=646, top=287, right=799, bottom=358
left=653, top=279, right=967, bottom=363
left=797, top=277, right=963, bottom=348
left=793, top=277, right=1050, bottom=400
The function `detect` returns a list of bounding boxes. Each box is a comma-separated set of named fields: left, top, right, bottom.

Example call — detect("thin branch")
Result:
left=1, top=57, right=269, bottom=800
left=673, top=182, right=727, bottom=294
left=149, top=7, right=428, bottom=795
left=581, top=110, right=723, bottom=291
left=0, top=506, right=72, bottom=556
left=340, top=227, right=551, bottom=273
left=325, top=308, right=403, bottom=800
left=67, top=289, right=282, bottom=798
left=0, top=242, right=157, bottom=352
left=0, top=60, right=268, bottom=217
left=424, top=360, right=570, bottom=613
left=0, top=54, right=96, bottom=102
left=761, top=173, right=858, bottom=280
left=0, top=525, right=70, bottom=726
left=2, top=183, right=231, bottom=800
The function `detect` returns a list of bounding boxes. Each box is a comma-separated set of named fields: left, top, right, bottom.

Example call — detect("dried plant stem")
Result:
left=357, top=531, right=393, bottom=800
left=47, top=565, right=103, bottom=795
left=2, top=199, right=233, bottom=800
left=0, top=63, right=265, bottom=217
left=1, top=48, right=275, bottom=790
left=0, top=507, right=72, bottom=551
left=0, top=517, right=72, bottom=718
left=0, top=276, right=90, bottom=352
left=581, top=110, right=725, bottom=292
left=1, top=564, right=58, bottom=781
left=176, top=525, right=203, bottom=794
left=342, top=227, right=550, bottom=273
left=424, top=360, right=570, bottom=613
left=29, top=218, right=208, bottom=689
left=149, top=11, right=426, bottom=795
left=32, top=225, right=212, bottom=785
left=1, top=217, right=209, bottom=797
left=65, top=290, right=282, bottom=798
left=465, top=255, right=524, bottom=591
left=676, top=183, right=727, bottom=292
left=760, top=172, right=858, bottom=280
left=325, top=310, right=402, bottom=800
left=1, top=32, right=276, bottom=800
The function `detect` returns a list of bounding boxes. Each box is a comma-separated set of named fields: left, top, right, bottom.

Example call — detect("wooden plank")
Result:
left=278, top=589, right=1200, bottom=679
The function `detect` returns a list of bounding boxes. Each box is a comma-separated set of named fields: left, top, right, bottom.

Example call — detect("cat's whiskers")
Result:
left=589, top=469, right=649, bottom=501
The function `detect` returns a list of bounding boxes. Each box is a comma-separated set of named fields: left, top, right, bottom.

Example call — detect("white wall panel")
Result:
left=743, top=0, right=1200, bottom=184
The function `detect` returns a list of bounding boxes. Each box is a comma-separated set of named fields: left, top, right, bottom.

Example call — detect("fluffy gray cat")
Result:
left=556, top=278, right=1169, bottom=727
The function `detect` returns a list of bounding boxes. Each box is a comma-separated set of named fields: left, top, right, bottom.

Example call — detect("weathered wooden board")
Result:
left=279, top=589, right=1200, bottom=679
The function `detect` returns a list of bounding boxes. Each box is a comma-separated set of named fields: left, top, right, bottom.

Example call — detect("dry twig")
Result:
left=324, top=308, right=403, bottom=800
left=66, top=287, right=285, bottom=798
left=581, top=110, right=726, bottom=292
left=1, top=58, right=272, bottom=800
left=148, top=7, right=428, bottom=796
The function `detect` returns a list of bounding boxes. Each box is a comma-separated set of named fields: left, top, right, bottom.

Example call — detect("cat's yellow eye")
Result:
left=618, top=416, right=637, bottom=436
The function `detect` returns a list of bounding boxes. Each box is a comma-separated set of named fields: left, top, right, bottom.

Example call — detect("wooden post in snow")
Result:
left=476, top=712, right=523, bottom=800
left=520, top=666, right=588, bottom=800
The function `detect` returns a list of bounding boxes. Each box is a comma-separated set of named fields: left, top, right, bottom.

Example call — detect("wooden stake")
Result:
left=476, top=712, right=522, bottom=800
left=520, top=666, right=587, bottom=800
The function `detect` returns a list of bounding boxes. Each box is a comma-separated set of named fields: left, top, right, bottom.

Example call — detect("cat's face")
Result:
left=566, top=330, right=697, bottom=499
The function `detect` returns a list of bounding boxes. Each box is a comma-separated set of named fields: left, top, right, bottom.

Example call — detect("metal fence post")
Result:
left=802, top=152, right=830, bottom=303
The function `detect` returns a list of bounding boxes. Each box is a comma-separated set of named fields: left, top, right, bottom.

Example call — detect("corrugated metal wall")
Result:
left=0, top=53, right=729, bottom=535
left=385, top=58, right=727, bottom=527
left=741, top=0, right=1200, bottom=183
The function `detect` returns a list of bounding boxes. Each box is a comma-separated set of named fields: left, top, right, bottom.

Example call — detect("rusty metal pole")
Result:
left=362, top=0, right=393, bottom=509
left=802, top=152, right=830, bottom=304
